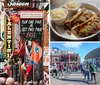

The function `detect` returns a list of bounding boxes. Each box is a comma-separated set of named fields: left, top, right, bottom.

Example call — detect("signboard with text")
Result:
left=4, top=17, right=14, bottom=58
left=5, top=0, right=31, bottom=8
left=20, top=19, right=43, bottom=40
left=20, top=10, right=44, bottom=40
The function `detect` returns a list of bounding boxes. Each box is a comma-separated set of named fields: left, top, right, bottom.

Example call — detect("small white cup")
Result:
left=50, top=8, right=68, bottom=25
left=65, top=0, right=81, bottom=15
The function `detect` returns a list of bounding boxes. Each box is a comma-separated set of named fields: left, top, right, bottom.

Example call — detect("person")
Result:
left=5, top=77, right=15, bottom=85
left=39, top=80, right=44, bottom=85
left=14, top=82, right=19, bottom=85
left=68, top=65, right=71, bottom=73
left=80, top=64, right=83, bottom=73
left=84, top=64, right=90, bottom=83
left=89, top=62, right=97, bottom=84
left=23, top=81, right=28, bottom=85
left=58, top=64, right=64, bottom=78
left=0, top=77, right=6, bottom=85
left=52, top=64, right=58, bottom=78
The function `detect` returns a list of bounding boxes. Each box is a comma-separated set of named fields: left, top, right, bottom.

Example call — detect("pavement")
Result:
left=50, top=71, right=100, bottom=85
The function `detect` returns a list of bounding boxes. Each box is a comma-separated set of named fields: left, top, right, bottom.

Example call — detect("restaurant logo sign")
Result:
left=4, top=17, right=14, bottom=58
left=5, top=0, right=31, bottom=8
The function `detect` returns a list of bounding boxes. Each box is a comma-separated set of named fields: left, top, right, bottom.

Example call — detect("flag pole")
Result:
left=33, top=64, right=34, bottom=82
left=33, top=41, right=34, bottom=82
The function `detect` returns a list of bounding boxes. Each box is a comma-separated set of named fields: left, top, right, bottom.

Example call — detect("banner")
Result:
left=31, top=41, right=42, bottom=65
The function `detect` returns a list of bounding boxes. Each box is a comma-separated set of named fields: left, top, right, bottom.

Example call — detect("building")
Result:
left=50, top=50, right=81, bottom=66
left=84, top=47, right=100, bottom=69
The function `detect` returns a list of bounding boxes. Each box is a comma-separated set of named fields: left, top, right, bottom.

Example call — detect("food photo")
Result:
left=50, top=0, right=100, bottom=41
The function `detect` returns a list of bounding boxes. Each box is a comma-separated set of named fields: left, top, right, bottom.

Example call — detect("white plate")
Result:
left=50, top=3, right=100, bottom=40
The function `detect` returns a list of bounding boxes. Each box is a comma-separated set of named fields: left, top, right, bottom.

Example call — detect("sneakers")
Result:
left=59, top=76, right=64, bottom=79
left=62, top=76, right=64, bottom=78
left=95, top=81, right=97, bottom=84
left=59, top=76, right=61, bottom=79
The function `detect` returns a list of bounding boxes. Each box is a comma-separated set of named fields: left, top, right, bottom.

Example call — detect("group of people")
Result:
left=0, top=73, right=18, bottom=85
left=81, top=62, right=97, bottom=84
left=0, top=73, right=44, bottom=85
left=51, top=62, right=97, bottom=84
left=51, top=63, right=64, bottom=78
left=51, top=63, right=80, bottom=79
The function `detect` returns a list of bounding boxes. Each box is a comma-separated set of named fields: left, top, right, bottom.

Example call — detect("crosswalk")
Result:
left=68, top=73, right=84, bottom=79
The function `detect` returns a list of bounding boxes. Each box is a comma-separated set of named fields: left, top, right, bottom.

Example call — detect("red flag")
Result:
left=25, top=64, right=32, bottom=76
left=31, top=41, right=42, bottom=64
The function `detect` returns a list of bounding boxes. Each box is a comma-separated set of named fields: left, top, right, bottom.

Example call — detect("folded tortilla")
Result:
left=72, top=16, right=100, bottom=37
left=63, top=8, right=95, bottom=30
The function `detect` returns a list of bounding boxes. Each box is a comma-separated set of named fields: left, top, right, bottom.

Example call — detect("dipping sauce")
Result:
left=66, top=0, right=81, bottom=10
left=51, top=8, right=67, bottom=20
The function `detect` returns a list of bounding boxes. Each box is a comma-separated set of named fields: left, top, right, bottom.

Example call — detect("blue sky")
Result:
left=50, top=42, right=100, bottom=62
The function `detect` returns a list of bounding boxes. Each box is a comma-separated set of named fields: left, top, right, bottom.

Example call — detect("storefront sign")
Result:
left=43, top=47, right=49, bottom=66
left=20, top=19, right=43, bottom=40
left=5, top=0, right=31, bottom=8
left=44, top=47, right=49, bottom=55
left=20, top=11, right=43, bottom=19
left=4, top=17, right=14, bottom=58
left=43, top=56, right=49, bottom=66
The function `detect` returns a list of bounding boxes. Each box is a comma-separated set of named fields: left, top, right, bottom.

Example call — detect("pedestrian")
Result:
left=68, top=65, right=71, bottom=73
left=0, top=77, right=6, bottom=85
left=5, top=77, right=15, bottom=85
left=89, top=62, right=97, bottom=84
left=58, top=64, right=64, bottom=79
left=84, top=64, right=90, bottom=83
left=80, top=64, right=83, bottom=73
left=39, top=80, right=44, bottom=85
left=52, top=64, right=58, bottom=78
left=23, top=81, right=28, bottom=85
left=14, top=82, right=19, bottom=85
left=83, top=64, right=87, bottom=80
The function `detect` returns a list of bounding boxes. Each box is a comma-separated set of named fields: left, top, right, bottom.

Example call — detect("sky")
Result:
left=50, top=42, right=100, bottom=62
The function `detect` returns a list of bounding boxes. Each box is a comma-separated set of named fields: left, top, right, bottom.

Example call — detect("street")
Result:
left=51, top=71, right=100, bottom=85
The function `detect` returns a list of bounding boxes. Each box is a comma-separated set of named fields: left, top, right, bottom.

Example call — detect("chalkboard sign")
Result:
left=20, top=19, right=43, bottom=40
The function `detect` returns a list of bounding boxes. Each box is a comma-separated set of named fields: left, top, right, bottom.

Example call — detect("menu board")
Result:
left=20, top=19, right=43, bottom=40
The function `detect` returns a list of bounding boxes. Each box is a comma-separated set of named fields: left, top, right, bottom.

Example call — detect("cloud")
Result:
left=63, top=42, right=82, bottom=48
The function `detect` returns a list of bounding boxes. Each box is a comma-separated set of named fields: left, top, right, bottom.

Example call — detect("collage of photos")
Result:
left=0, top=0, right=49, bottom=85
left=0, top=0, right=100, bottom=85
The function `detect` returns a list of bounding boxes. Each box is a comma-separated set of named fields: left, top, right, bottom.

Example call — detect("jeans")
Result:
left=84, top=71, right=90, bottom=82
left=86, top=71, right=90, bottom=82
left=52, top=69, right=57, bottom=77
left=58, top=70, right=64, bottom=77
